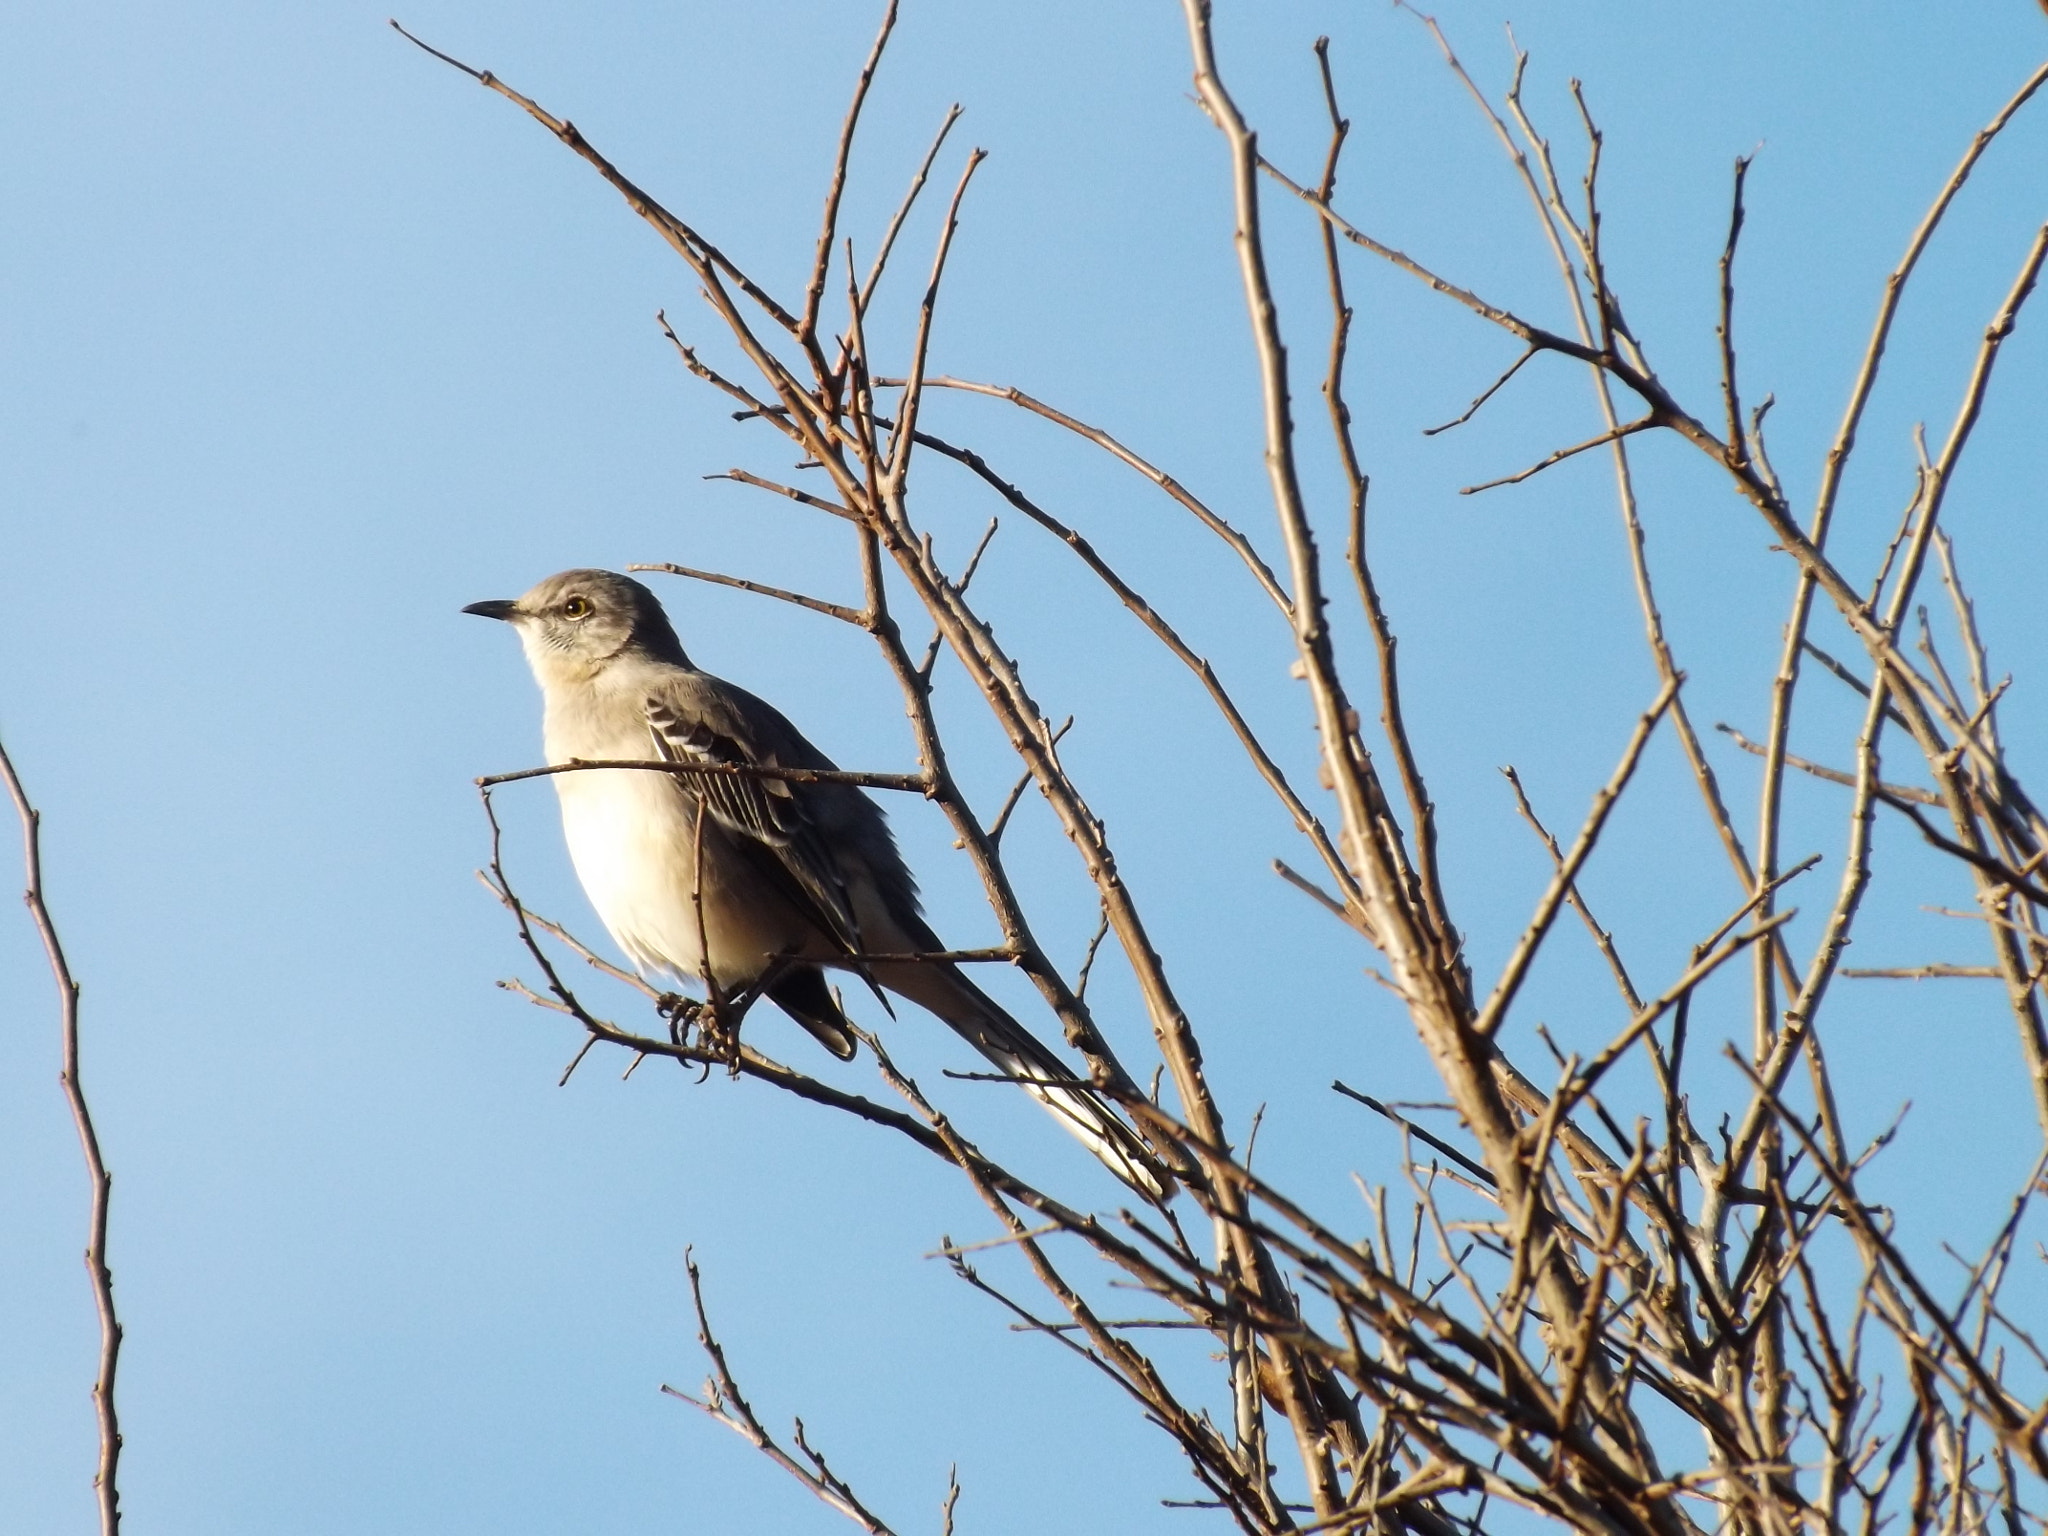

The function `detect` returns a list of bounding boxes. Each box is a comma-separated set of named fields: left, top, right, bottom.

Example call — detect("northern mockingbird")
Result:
left=465, top=569, right=1167, bottom=1196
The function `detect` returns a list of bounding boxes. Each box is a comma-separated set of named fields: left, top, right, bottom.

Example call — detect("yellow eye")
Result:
left=562, top=596, right=593, bottom=620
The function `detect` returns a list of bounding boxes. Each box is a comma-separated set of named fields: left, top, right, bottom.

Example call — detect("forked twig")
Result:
left=666, top=1249, right=902, bottom=1534
left=1474, top=675, right=1680, bottom=1039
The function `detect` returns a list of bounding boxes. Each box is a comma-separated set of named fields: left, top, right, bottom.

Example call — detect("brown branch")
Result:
left=1332, top=1081, right=1496, bottom=1189
left=1422, top=346, right=1538, bottom=435
left=1840, top=966, right=2003, bottom=980
left=1715, top=722, right=1941, bottom=806
left=858, top=103, right=962, bottom=317
left=1266, top=43, right=2030, bottom=794
left=656, top=314, right=793, bottom=431
left=1474, top=675, right=1680, bottom=1040
left=1468, top=18, right=1808, bottom=1024
left=1314, top=37, right=1453, bottom=957
left=1258, top=154, right=1612, bottom=377
left=1875, top=789, right=2048, bottom=909
left=985, top=716, right=1068, bottom=848
left=1733, top=1057, right=2044, bottom=1468
left=1717, top=155, right=1752, bottom=466
left=1459, top=414, right=1658, bottom=496
left=700, top=463, right=858, bottom=523
left=1934, top=532, right=2004, bottom=759
left=915, top=515, right=999, bottom=681
left=881, top=150, right=985, bottom=494
left=1500, top=764, right=1642, bottom=1013
left=836, top=947, right=1019, bottom=965
left=630, top=562, right=864, bottom=626
left=907, top=425, right=1357, bottom=905
left=866, top=1034, right=1276, bottom=1524
left=1, top=735, right=122, bottom=1536
left=1810, top=60, right=2048, bottom=554
left=848, top=498, right=1166, bottom=1149
left=802, top=0, right=899, bottom=348
left=472, top=871, right=660, bottom=1000
left=1563, top=909, right=1800, bottom=1112
left=666, top=1249, right=901, bottom=1534
left=391, top=23, right=803, bottom=336
left=899, top=375, right=1293, bottom=617
left=476, top=758, right=931, bottom=793
left=1273, top=858, right=1359, bottom=930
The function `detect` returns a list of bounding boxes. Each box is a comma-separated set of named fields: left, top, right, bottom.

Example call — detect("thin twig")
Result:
left=1459, top=414, right=1658, bottom=496
left=893, top=375, right=1292, bottom=616
left=477, top=759, right=931, bottom=793
left=666, top=1249, right=901, bottom=1534
left=1840, top=966, right=2002, bottom=981
left=631, top=562, right=864, bottom=626
left=801, top=0, right=899, bottom=348
left=0, top=736, right=122, bottom=1536
left=1333, top=1081, right=1496, bottom=1188
left=701, top=464, right=857, bottom=523
left=1422, top=346, right=1537, bottom=435
left=859, top=104, right=963, bottom=316
left=1716, top=722, right=1941, bottom=806
left=1501, top=763, right=1642, bottom=1012
left=1475, top=675, right=1680, bottom=1039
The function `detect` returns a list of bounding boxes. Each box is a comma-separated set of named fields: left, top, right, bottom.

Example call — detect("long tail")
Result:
left=871, top=958, right=1173, bottom=1200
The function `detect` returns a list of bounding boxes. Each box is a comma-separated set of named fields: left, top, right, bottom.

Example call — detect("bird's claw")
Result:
left=698, top=1003, right=742, bottom=1074
left=657, top=992, right=704, bottom=1048
left=657, top=990, right=741, bottom=1074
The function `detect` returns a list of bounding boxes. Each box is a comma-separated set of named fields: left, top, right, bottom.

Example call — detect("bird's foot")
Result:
left=658, top=990, right=741, bottom=1074
left=657, top=992, right=704, bottom=1049
left=697, top=1000, right=743, bottom=1076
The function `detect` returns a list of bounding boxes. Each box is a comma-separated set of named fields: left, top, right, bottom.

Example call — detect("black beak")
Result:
left=462, top=599, right=518, bottom=621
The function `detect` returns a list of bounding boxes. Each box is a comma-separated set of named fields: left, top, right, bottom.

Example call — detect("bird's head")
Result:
left=463, top=568, right=688, bottom=687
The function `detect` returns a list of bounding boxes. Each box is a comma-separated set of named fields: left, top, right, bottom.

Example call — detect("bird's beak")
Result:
left=462, top=599, right=518, bottom=622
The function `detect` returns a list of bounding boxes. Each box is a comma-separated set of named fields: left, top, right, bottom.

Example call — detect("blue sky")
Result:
left=5, top=3, right=2046, bottom=1531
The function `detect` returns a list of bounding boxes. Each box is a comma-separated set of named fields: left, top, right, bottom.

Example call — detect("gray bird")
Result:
left=465, top=569, right=1167, bottom=1196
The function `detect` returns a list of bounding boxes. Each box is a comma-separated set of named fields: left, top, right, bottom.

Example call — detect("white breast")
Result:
left=535, top=664, right=816, bottom=994
left=540, top=675, right=711, bottom=984
left=552, top=765, right=710, bottom=982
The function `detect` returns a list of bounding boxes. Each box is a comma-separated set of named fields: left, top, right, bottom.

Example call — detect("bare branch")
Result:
left=1715, top=722, right=1941, bottom=806
left=631, top=562, right=864, bottom=626
left=1, top=735, right=123, bottom=1536
left=1459, top=413, right=1658, bottom=496
left=1840, top=966, right=2003, bottom=981
left=700, top=463, right=858, bottom=523
left=907, top=425, right=1357, bottom=904
left=476, top=758, right=931, bottom=794
left=391, top=23, right=803, bottom=335
left=802, top=0, right=899, bottom=347
left=1717, top=155, right=1752, bottom=465
left=859, top=104, right=963, bottom=317
left=1422, top=346, right=1538, bottom=436
left=666, top=1249, right=901, bottom=1534
left=900, top=375, right=1293, bottom=616
left=1475, top=675, right=1679, bottom=1040
left=1811, top=60, right=2048, bottom=549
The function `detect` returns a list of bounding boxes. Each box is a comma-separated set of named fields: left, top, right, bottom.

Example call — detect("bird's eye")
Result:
left=562, top=596, right=593, bottom=620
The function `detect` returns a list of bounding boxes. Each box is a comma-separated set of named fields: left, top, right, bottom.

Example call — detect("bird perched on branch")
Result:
left=465, top=568, right=1168, bottom=1197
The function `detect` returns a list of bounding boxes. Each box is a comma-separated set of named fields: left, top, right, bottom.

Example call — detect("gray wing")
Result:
left=643, top=674, right=889, bottom=961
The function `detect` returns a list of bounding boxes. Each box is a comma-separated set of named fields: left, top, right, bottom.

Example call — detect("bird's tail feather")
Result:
left=873, top=959, right=1173, bottom=1200
left=764, top=966, right=859, bottom=1061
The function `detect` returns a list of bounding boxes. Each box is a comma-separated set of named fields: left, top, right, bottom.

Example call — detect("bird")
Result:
left=464, top=568, right=1169, bottom=1197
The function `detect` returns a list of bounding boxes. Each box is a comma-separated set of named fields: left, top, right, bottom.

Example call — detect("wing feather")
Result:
left=643, top=691, right=867, bottom=959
